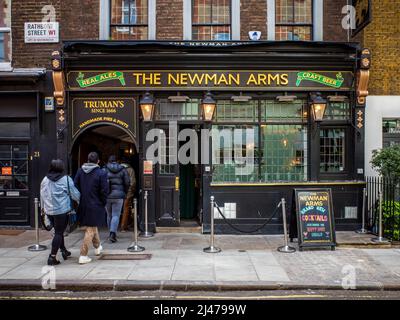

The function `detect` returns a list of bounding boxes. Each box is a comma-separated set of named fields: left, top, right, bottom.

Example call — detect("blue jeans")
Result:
left=106, top=199, right=124, bottom=233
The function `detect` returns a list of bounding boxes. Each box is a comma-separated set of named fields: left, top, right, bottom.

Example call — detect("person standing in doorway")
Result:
left=104, top=155, right=130, bottom=242
left=40, top=159, right=80, bottom=266
left=120, top=157, right=136, bottom=232
left=74, top=152, right=109, bottom=264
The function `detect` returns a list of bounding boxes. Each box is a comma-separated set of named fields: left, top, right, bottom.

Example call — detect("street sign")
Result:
left=24, top=22, right=59, bottom=43
left=294, top=189, right=336, bottom=251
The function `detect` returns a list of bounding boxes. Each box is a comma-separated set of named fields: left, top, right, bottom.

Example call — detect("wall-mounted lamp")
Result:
left=202, top=92, right=216, bottom=122
left=310, top=92, right=327, bottom=122
left=140, top=92, right=155, bottom=122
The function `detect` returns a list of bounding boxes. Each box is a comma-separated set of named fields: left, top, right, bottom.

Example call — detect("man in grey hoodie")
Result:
left=74, top=152, right=109, bottom=264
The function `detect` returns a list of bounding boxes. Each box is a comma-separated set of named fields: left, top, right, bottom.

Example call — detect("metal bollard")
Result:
left=203, top=196, right=221, bottom=253
left=140, top=190, right=154, bottom=238
left=128, top=198, right=145, bottom=252
left=372, top=190, right=390, bottom=243
left=28, top=198, right=47, bottom=252
left=277, top=198, right=296, bottom=253
left=356, top=188, right=368, bottom=234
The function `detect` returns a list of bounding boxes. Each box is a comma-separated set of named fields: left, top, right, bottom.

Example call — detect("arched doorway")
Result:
left=70, top=124, right=139, bottom=190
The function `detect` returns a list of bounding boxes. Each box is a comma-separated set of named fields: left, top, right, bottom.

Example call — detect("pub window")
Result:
left=110, top=0, right=148, bottom=40
left=261, top=124, right=308, bottom=182
left=158, top=128, right=177, bottom=175
left=261, top=99, right=307, bottom=122
left=212, top=125, right=259, bottom=183
left=192, top=0, right=231, bottom=41
left=323, top=101, right=351, bottom=121
left=215, top=100, right=258, bottom=122
left=275, top=0, right=313, bottom=41
left=0, top=0, right=11, bottom=67
left=0, top=144, right=29, bottom=190
left=155, top=99, right=201, bottom=121
left=320, top=128, right=346, bottom=173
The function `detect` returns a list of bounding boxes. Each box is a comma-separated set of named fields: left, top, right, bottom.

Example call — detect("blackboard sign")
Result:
left=295, top=189, right=336, bottom=251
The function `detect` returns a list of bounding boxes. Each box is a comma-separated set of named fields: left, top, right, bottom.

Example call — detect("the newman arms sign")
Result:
left=67, top=70, right=354, bottom=91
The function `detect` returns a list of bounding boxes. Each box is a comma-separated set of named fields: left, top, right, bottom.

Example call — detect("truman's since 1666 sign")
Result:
left=295, top=189, right=336, bottom=251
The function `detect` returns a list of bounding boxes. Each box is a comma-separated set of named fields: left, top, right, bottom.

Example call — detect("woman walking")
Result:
left=40, top=159, right=80, bottom=266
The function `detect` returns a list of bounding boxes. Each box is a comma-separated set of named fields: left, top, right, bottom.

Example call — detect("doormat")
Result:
left=0, top=230, right=25, bottom=236
left=99, top=254, right=152, bottom=260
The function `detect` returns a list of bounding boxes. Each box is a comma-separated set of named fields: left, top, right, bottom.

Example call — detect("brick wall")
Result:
left=363, top=0, right=400, bottom=95
left=11, top=0, right=98, bottom=68
left=240, top=0, right=267, bottom=41
left=156, top=0, right=183, bottom=40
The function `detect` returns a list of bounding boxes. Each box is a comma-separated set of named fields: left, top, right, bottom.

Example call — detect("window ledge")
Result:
left=0, top=63, right=13, bottom=72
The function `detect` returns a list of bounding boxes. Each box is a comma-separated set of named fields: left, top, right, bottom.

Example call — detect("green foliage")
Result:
left=371, top=145, right=400, bottom=178
left=382, top=201, right=400, bottom=241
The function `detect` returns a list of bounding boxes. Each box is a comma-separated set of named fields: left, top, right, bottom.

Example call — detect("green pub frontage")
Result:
left=1, top=40, right=371, bottom=233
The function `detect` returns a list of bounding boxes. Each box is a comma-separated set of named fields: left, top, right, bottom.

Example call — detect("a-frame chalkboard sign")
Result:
left=294, top=188, right=336, bottom=251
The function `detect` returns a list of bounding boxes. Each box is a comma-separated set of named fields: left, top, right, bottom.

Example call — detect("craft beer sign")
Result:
left=295, top=189, right=336, bottom=251
left=67, top=70, right=354, bottom=91
left=71, top=97, right=136, bottom=139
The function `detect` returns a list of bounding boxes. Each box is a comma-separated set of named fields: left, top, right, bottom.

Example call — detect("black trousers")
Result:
left=48, top=214, right=69, bottom=256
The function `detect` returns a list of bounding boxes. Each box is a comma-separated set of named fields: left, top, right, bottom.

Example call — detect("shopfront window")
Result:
left=212, top=125, right=259, bottom=183
left=215, top=100, right=258, bottom=122
left=0, top=0, right=11, bottom=65
left=192, top=0, right=231, bottom=40
left=155, top=99, right=200, bottom=121
left=320, top=128, right=346, bottom=173
left=212, top=99, right=308, bottom=183
left=261, top=124, right=308, bottom=181
left=0, top=144, right=29, bottom=190
left=110, top=0, right=148, bottom=40
left=323, top=101, right=351, bottom=121
left=275, top=0, right=313, bottom=41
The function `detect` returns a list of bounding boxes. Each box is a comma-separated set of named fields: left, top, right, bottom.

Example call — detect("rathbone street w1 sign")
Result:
left=67, top=70, right=354, bottom=91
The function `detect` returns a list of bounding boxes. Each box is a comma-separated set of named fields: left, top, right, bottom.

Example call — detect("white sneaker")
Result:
left=94, top=245, right=103, bottom=256
left=78, top=256, right=92, bottom=264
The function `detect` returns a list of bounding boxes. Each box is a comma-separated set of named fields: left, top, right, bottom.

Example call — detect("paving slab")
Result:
left=128, top=265, right=174, bottom=281
left=84, top=265, right=134, bottom=280
left=172, top=265, right=215, bottom=281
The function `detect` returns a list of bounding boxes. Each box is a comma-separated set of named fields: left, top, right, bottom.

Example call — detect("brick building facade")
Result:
left=6, top=0, right=362, bottom=69
left=0, top=1, right=378, bottom=231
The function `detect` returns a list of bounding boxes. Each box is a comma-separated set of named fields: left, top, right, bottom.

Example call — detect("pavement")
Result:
left=0, top=229, right=400, bottom=291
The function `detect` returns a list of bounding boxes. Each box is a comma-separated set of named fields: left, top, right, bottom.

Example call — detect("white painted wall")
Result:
left=365, top=96, right=400, bottom=176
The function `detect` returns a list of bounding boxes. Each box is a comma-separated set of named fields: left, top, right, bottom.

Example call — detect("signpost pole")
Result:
left=128, top=198, right=145, bottom=252
left=372, top=190, right=390, bottom=243
left=140, top=190, right=154, bottom=238
left=28, top=198, right=47, bottom=252
left=356, top=188, right=368, bottom=234
left=278, top=198, right=296, bottom=253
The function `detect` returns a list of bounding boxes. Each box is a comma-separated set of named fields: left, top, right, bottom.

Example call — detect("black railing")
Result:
left=366, top=176, right=400, bottom=241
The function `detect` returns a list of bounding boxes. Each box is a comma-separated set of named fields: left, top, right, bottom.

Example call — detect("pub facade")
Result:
left=49, top=40, right=370, bottom=234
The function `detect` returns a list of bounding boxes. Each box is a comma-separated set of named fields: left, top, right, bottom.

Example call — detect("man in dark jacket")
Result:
left=104, top=155, right=130, bottom=242
left=74, top=152, right=109, bottom=264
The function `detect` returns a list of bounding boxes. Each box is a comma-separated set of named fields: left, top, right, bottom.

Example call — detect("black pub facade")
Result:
left=1, top=41, right=371, bottom=233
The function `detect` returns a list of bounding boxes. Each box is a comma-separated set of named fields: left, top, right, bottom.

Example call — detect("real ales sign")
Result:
left=24, top=22, right=59, bottom=43
left=295, top=189, right=336, bottom=251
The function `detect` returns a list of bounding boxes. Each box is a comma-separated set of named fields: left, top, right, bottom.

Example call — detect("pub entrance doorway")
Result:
left=70, top=124, right=139, bottom=227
